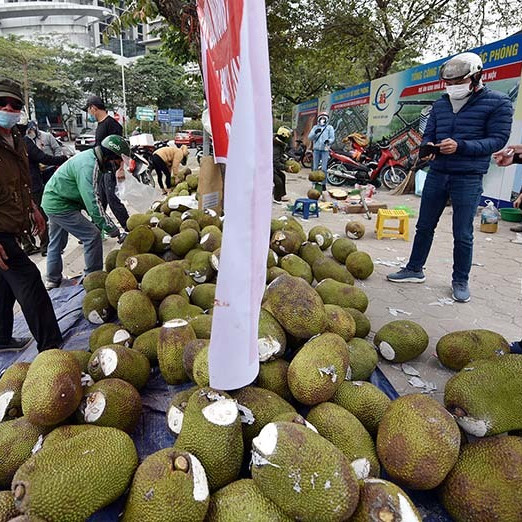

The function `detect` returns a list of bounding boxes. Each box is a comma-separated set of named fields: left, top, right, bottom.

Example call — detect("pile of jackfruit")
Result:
left=0, top=206, right=521, bottom=522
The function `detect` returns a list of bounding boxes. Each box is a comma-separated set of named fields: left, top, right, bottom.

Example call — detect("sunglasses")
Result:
left=0, top=97, right=24, bottom=111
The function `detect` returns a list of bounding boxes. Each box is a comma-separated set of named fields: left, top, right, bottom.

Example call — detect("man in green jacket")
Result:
left=42, top=135, right=129, bottom=289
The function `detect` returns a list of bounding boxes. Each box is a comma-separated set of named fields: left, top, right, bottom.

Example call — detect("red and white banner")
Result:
left=197, top=0, right=273, bottom=389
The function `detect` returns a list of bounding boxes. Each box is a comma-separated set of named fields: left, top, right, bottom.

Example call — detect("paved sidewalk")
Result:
left=29, top=160, right=522, bottom=400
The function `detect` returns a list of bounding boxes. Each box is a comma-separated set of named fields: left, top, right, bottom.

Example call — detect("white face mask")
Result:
left=446, top=83, right=472, bottom=100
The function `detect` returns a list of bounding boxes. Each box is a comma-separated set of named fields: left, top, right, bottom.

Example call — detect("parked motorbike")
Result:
left=128, top=147, right=155, bottom=187
left=287, top=139, right=313, bottom=169
left=327, top=139, right=407, bottom=190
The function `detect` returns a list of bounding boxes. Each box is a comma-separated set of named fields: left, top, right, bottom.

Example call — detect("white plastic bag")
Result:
left=415, top=169, right=427, bottom=196
left=120, top=174, right=162, bottom=213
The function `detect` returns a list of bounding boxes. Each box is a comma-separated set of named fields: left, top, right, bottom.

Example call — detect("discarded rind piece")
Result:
left=237, top=404, right=256, bottom=425
left=201, top=399, right=238, bottom=426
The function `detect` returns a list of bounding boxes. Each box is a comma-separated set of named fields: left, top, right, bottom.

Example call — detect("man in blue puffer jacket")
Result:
left=388, top=52, right=513, bottom=302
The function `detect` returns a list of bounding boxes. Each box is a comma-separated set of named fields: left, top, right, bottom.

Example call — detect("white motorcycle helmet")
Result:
left=439, top=52, right=483, bottom=85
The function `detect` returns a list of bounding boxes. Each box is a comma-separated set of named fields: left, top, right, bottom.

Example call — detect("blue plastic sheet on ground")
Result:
left=1, top=286, right=452, bottom=521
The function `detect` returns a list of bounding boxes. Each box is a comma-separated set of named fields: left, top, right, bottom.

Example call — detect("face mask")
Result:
left=0, top=110, right=21, bottom=129
left=27, top=130, right=36, bottom=139
left=318, top=118, right=327, bottom=126
left=88, top=114, right=97, bottom=123
left=446, top=83, right=472, bottom=100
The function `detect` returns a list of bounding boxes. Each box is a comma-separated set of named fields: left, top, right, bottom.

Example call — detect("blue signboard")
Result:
left=157, top=109, right=170, bottom=122
left=168, top=109, right=184, bottom=126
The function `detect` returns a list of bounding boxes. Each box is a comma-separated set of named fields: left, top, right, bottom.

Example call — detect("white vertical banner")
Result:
left=198, top=0, right=273, bottom=389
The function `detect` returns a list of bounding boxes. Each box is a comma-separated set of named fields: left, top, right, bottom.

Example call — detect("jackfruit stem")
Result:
left=174, top=455, right=189, bottom=472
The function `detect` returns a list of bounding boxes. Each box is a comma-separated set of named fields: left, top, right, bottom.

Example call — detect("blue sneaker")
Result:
left=387, top=267, right=426, bottom=283
left=452, top=281, right=470, bottom=303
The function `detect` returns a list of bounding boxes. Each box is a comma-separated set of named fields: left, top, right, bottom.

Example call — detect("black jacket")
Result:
left=273, top=137, right=287, bottom=171
left=23, top=136, right=66, bottom=193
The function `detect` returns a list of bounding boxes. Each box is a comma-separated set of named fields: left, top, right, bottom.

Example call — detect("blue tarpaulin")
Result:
left=1, top=285, right=452, bottom=521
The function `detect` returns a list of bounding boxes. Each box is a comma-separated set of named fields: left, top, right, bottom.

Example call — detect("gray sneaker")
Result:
left=44, top=280, right=61, bottom=291
left=452, top=281, right=470, bottom=302
left=387, top=267, right=426, bottom=283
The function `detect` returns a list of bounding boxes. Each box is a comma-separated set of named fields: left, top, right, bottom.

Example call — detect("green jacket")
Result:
left=42, top=149, right=116, bottom=233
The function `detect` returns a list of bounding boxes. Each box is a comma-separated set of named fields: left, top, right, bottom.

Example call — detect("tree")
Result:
left=126, top=51, right=203, bottom=117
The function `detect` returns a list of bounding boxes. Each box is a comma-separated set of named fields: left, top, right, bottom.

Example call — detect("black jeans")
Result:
left=0, top=233, right=63, bottom=350
left=151, top=155, right=172, bottom=189
left=99, top=170, right=129, bottom=230
left=273, top=169, right=286, bottom=201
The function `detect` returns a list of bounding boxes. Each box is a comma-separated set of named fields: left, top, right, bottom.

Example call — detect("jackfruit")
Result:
left=308, top=170, right=326, bottom=182
left=88, top=345, right=150, bottom=390
left=257, top=359, right=291, bottom=401
left=200, top=226, right=222, bottom=252
left=279, top=254, right=313, bottom=284
left=345, top=307, right=371, bottom=338
left=374, top=320, right=429, bottom=362
left=287, top=333, right=349, bottom=405
left=0, top=417, right=50, bottom=487
left=150, top=227, right=172, bottom=254
left=190, top=252, right=215, bottom=284
left=258, top=309, right=286, bottom=361
left=117, top=290, right=157, bottom=336
left=231, top=386, right=295, bottom=447
left=316, top=278, right=369, bottom=312
left=104, top=249, right=119, bottom=272
left=186, top=173, right=199, bottom=190
left=436, top=329, right=510, bottom=370
left=122, top=449, right=209, bottom=522
left=444, top=355, right=522, bottom=436
left=345, top=221, right=365, bottom=239
left=158, top=216, right=182, bottom=236
left=82, top=288, right=112, bottom=324
left=206, top=479, right=292, bottom=522
left=83, top=270, right=108, bottom=292
left=41, top=425, right=94, bottom=450
left=307, top=402, right=380, bottom=478
left=127, top=213, right=154, bottom=231
left=345, top=251, right=374, bottom=279
left=189, top=315, right=212, bottom=339
left=441, top=436, right=522, bottom=521
left=266, top=266, right=287, bottom=283
left=166, top=386, right=197, bottom=436
left=132, top=327, right=160, bottom=362
left=158, top=320, right=197, bottom=384
left=124, top=253, right=165, bottom=281
left=182, top=339, right=209, bottom=381
left=351, top=478, right=421, bottom=522
left=22, top=349, right=83, bottom=426
left=89, top=323, right=132, bottom=352
left=270, top=412, right=317, bottom=431
left=377, top=394, right=460, bottom=489
left=171, top=228, right=200, bottom=257
left=141, top=262, right=186, bottom=302
left=159, top=294, right=202, bottom=323
left=192, top=344, right=210, bottom=387
left=266, top=249, right=278, bottom=269
left=0, top=490, right=19, bottom=522
left=191, top=283, right=216, bottom=310
left=0, top=363, right=29, bottom=421
left=12, top=427, right=138, bottom=522
left=308, top=225, right=333, bottom=250
left=307, top=189, right=320, bottom=200
left=263, top=274, right=326, bottom=339
left=185, top=247, right=203, bottom=264
left=67, top=350, right=91, bottom=373
left=76, top=378, right=142, bottom=433
left=274, top=216, right=307, bottom=243
left=104, top=267, right=138, bottom=308
left=312, top=257, right=355, bottom=284
left=270, top=230, right=302, bottom=256
left=180, top=218, right=201, bottom=233
left=331, top=237, right=357, bottom=264
left=251, top=422, right=360, bottom=521
left=298, top=241, right=324, bottom=267
left=346, top=338, right=378, bottom=380
left=324, top=304, right=356, bottom=341
left=122, top=225, right=155, bottom=253
left=174, top=388, right=243, bottom=491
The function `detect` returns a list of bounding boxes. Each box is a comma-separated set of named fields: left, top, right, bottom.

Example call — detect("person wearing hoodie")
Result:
left=308, top=112, right=335, bottom=190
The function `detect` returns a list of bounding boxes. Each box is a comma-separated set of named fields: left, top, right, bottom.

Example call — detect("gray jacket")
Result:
left=308, top=124, right=335, bottom=151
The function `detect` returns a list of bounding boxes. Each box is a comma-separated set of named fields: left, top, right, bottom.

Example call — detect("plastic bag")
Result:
left=119, top=174, right=162, bottom=213
left=415, top=169, right=427, bottom=196
left=480, top=200, right=500, bottom=233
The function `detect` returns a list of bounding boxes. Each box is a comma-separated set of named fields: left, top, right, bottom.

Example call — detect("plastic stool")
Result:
left=375, top=209, right=409, bottom=240
left=292, top=198, right=320, bottom=219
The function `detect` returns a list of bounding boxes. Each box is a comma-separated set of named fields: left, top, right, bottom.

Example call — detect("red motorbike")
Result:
left=327, top=139, right=407, bottom=190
